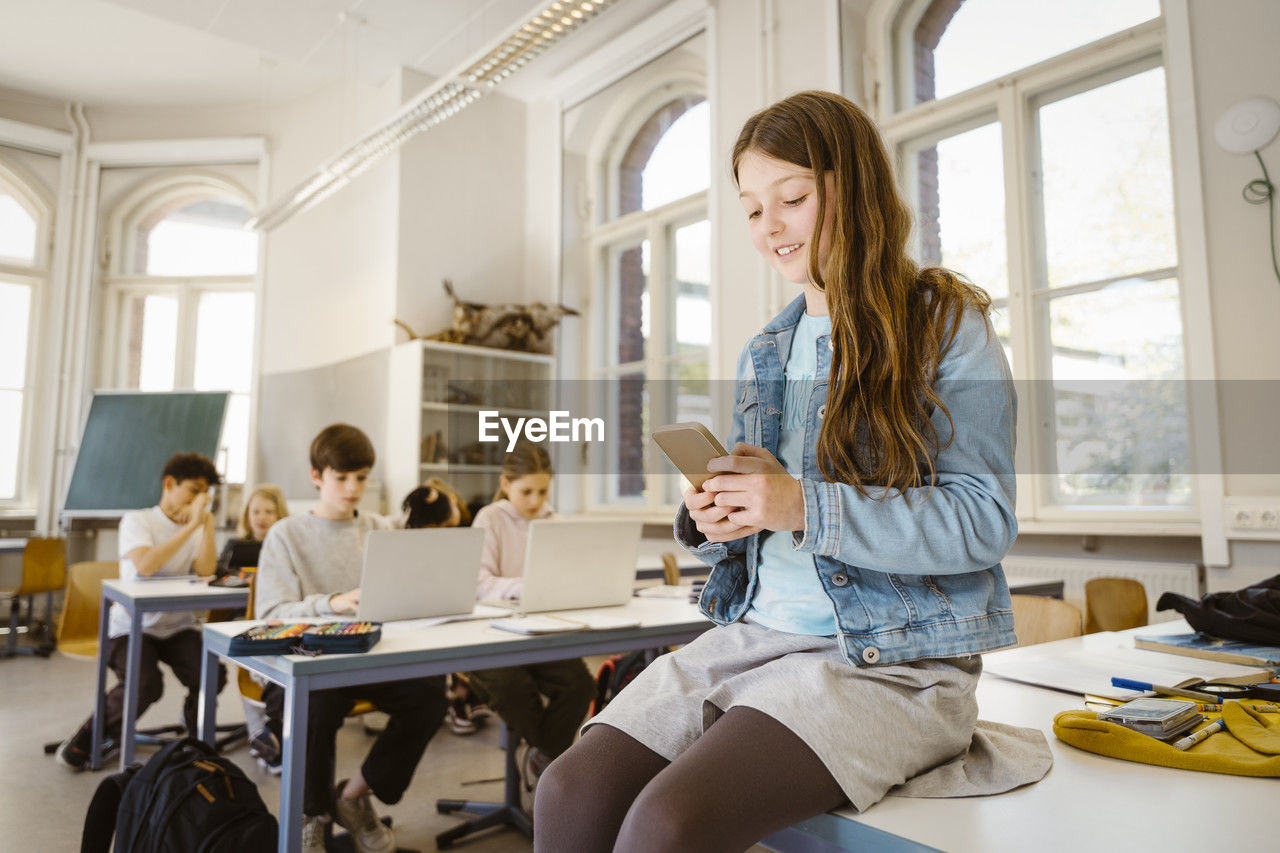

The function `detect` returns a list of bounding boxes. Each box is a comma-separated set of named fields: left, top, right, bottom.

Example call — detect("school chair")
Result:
left=435, top=722, right=531, bottom=849
left=662, top=552, right=681, bottom=586
left=1010, top=594, right=1083, bottom=646
left=1084, top=577, right=1149, bottom=634
left=55, top=561, right=119, bottom=659
left=1, top=537, right=67, bottom=658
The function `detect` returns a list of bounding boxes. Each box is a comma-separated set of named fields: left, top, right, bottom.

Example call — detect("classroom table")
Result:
left=759, top=620, right=1277, bottom=853
left=1004, top=574, right=1065, bottom=599
left=0, top=537, right=25, bottom=554
left=198, top=596, right=714, bottom=853
left=92, top=577, right=249, bottom=770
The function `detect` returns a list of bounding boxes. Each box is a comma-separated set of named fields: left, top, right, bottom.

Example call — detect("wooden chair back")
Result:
left=56, top=561, right=119, bottom=658
left=15, top=538, right=67, bottom=596
left=661, top=552, right=681, bottom=586
left=1084, top=577, right=1148, bottom=634
left=1011, top=594, right=1083, bottom=646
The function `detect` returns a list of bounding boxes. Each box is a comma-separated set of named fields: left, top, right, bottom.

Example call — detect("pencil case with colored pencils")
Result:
left=300, top=621, right=382, bottom=654
left=228, top=622, right=382, bottom=655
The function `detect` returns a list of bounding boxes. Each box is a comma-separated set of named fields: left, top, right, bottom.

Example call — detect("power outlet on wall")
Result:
left=1224, top=498, right=1280, bottom=537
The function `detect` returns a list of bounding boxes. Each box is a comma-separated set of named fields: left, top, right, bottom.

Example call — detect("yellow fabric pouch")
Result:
left=1053, top=701, right=1280, bottom=777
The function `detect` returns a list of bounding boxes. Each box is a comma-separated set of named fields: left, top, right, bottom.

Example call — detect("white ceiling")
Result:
left=0, top=0, right=606, bottom=107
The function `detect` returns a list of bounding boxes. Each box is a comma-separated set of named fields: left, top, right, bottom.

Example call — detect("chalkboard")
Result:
left=62, top=391, right=229, bottom=517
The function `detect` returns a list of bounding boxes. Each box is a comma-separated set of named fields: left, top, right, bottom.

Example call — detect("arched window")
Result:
left=104, top=175, right=259, bottom=483
left=877, top=0, right=1188, bottom=518
left=0, top=160, right=49, bottom=502
left=591, top=85, right=710, bottom=509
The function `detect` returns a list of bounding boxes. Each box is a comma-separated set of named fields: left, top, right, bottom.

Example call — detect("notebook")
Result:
left=487, top=518, right=643, bottom=614
left=357, top=528, right=487, bottom=623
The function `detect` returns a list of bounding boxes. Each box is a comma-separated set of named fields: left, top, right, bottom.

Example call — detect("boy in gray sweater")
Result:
left=255, top=424, right=447, bottom=853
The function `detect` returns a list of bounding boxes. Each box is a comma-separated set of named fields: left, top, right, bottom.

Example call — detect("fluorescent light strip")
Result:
left=249, top=0, right=617, bottom=231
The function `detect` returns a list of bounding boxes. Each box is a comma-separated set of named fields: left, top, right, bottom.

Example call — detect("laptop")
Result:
left=491, top=518, right=643, bottom=614
left=356, top=528, right=487, bottom=623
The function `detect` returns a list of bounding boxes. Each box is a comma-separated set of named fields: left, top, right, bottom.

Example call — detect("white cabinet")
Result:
left=387, top=340, right=553, bottom=514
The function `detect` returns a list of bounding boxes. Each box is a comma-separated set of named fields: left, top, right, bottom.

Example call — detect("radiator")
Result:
left=1002, top=556, right=1204, bottom=625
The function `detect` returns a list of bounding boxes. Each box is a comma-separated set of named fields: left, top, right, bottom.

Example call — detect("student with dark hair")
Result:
left=254, top=424, right=448, bottom=853
left=57, top=452, right=228, bottom=771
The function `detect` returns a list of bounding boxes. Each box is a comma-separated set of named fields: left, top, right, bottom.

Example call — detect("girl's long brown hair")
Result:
left=732, top=91, right=991, bottom=496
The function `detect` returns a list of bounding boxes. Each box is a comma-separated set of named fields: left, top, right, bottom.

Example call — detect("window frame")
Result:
left=0, top=156, right=52, bottom=508
left=873, top=13, right=1201, bottom=527
left=583, top=83, right=710, bottom=515
left=100, top=172, right=258, bottom=483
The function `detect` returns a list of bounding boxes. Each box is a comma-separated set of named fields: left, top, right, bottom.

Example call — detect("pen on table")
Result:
left=1110, top=677, right=1220, bottom=703
left=1172, top=718, right=1226, bottom=751
left=1195, top=703, right=1280, bottom=713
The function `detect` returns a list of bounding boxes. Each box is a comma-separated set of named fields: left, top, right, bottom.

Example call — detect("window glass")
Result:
left=642, top=100, right=709, bottom=210
left=0, top=189, right=37, bottom=264
left=193, top=291, right=255, bottom=483
left=1047, top=276, right=1189, bottom=506
left=673, top=219, right=710, bottom=354
left=193, top=292, right=255, bottom=393
left=135, top=197, right=257, bottom=276
left=0, top=282, right=31, bottom=389
left=123, top=293, right=179, bottom=391
left=0, top=389, right=20, bottom=499
left=1039, top=67, right=1176, bottom=289
left=917, top=0, right=1159, bottom=104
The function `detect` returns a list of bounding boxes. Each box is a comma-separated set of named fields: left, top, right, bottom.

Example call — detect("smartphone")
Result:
left=651, top=422, right=728, bottom=490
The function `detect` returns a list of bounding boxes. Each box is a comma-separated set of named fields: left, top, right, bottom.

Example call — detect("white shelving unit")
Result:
left=387, top=339, right=553, bottom=514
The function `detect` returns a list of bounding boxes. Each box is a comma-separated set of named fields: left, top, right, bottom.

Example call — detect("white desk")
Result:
left=761, top=622, right=1277, bottom=852
left=198, top=596, right=713, bottom=853
left=93, top=577, right=249, bottom=770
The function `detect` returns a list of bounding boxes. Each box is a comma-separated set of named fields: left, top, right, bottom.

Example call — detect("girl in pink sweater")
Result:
left=469, top=443, right=595, bottom=810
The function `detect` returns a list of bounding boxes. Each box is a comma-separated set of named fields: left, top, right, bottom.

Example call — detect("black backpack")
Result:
left=590, top=647, right=668, bottom=717
left=81, top=737, right=277, bottom=853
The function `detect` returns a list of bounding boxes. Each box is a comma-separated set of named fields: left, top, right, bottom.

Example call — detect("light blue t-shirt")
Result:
left=746, top=310, right=839, bottom=636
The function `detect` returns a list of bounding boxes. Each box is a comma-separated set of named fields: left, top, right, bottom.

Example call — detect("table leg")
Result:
left=89, top=594, right=110, bottom=771
left=120, top=610, right=143, bottom=769
left=279, top=675, right=309, bottom=853
left=197, top=640, right=219, bottom=746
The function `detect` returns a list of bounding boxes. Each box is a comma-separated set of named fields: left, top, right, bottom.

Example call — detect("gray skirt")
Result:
left=584, top=620, right=983, bottom=812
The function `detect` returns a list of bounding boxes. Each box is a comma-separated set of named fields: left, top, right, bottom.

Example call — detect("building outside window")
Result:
left=877, top=0, right=1187, bottom=520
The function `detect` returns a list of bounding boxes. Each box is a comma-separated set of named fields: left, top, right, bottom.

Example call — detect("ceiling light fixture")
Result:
left=248, top=0, right=619, bottom=231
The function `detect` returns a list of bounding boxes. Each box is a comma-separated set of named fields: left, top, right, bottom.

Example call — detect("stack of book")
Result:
left=1097, top=698, right=1204, bottom=741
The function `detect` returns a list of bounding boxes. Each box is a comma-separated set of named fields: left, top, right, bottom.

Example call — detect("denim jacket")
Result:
left=675, top=295, right=1018, bottom=666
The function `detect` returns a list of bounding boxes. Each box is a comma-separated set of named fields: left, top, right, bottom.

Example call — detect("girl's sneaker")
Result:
left=468, top=702, right=493, bottom=724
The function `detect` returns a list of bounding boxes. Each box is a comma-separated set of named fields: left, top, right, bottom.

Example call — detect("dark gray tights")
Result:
left=533, top=706, right=847, bottom=853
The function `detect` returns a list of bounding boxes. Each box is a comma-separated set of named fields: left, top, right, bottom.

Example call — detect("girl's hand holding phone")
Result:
left=702, top=443, right=805, bottom=533
left=684, top=485, right=762, bottom=543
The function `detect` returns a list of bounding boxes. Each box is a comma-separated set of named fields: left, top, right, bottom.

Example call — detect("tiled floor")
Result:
left=3, top=650, right=535, bottom=853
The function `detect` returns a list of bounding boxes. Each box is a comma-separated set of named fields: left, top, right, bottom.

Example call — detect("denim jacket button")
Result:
left=818, top=405, right=826, bottom=419
left=830, top=571, right=849, bottom=587
left=862, top=646, right=881, bottom=664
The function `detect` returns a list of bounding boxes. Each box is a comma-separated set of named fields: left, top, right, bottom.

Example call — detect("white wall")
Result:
left=259, top=77, right=401, bottom=375
left=393, top=70, right=528, bottom=341
left=1184, top=0, right=1280, bottom=495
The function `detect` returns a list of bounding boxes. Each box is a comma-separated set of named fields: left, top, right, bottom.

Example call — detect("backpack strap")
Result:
left=80, top=765, right=138, bottom=853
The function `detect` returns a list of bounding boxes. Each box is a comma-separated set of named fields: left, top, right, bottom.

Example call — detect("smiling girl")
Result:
left=535, top=91, right=1038, bottom=852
